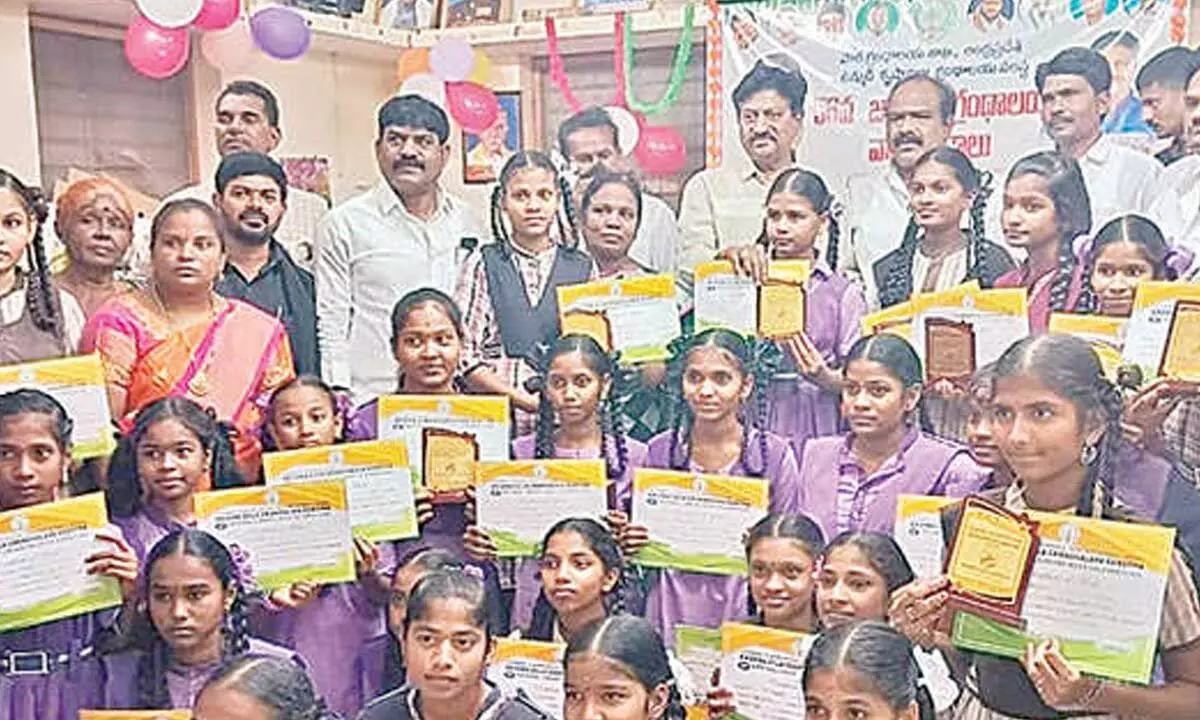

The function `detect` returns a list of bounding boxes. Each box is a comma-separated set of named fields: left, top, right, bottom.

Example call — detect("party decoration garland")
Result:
left=613, top=12, right=628, bottom=109
left=545, top=17, right=585, bottom=113
left=623, top=4, right=695, bottom=116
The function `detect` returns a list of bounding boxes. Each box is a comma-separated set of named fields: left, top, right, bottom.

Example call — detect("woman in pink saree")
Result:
left=81, top=199, right=294, bottom=480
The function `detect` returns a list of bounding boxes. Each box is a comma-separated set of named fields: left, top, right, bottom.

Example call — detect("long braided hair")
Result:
left=0, top=169, right=60, bottom=338
left=1077, top=214, right=1174, bottom=315
left=528, top=517, right=628, bottom=640
left=880, top=148, right=991, bottom=308
left=531, top=334, right=630, bottom=482
left=992, top=335, right=1125, bottom=516
left=1004, top=152, right=1092, bottom=313
left=757, top=168, right=841, bottom=269
left=137, top=529, right=252, bottom=709
left=490, top=150, right=580, bottom=254
left=665, top=329, right=772, bottom=477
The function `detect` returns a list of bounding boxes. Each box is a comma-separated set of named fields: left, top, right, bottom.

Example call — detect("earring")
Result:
left=1080, top=442, right=1099, bottom=466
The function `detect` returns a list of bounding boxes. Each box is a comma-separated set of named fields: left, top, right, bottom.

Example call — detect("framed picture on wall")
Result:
left=376, top=0, right=438, bottom=28
left=463, top=92, right=520, bottom=184
left=441, top=0, right=511, bottom=27
left=576, top=0, right=648, bottom=13
left=282, top=0, right=374, bottom=18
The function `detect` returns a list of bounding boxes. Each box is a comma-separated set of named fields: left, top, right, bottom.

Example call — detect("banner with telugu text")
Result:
left=712, top=0, right=1186, bottom=189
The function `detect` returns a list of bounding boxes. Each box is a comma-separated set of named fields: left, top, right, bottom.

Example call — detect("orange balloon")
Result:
left=467, top=49, right=492, bottom=85
left=396, top=47, right=431, bottom=83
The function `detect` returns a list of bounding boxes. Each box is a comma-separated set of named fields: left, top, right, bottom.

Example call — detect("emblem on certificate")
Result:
left=422, top=428, right=478, bottom=503
left=925, top=318, right=975, bottom=383
left=944, top=496, right=1039, bottom=627
left=758, top=280, right=806, bottom=338
left=1160, top=300, right=1200, bottom=382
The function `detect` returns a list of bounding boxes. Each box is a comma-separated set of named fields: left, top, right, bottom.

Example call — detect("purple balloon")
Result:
left=250, top=5, right=311, bottom=61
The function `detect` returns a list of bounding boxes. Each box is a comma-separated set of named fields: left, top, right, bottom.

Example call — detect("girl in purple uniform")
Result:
left=623, top=329, right=802, bottom=643
left=102, top=528, right=302, bottom=710
left=0, top=389, right=140, bottom=720
left=795, top=334, right=987, bottom=540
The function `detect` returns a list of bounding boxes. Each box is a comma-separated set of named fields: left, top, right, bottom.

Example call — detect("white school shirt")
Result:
left=842, top=167, right=910, bottom=309
left=1076, top=135, right=1164, bottom=231
left=628, top=192, right=682, bottom=273
left=678, top=166, right=774, bottom=270
left=315, top=180, right=481, bottom=399
left=1152, top=154, right=1200, bottom=257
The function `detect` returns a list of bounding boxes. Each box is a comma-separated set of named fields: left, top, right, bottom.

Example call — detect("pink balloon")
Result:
left=194, top=0, right=240, bottom=30
left=124, top=13, right=190, bottom=80
left=634, top=125, right=687, bottom=176
left=200, top=18, right=255, bottom=70
left=445, top=81, right=499, bottom=134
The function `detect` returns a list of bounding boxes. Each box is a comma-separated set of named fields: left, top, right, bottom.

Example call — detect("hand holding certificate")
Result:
left=487, top=639, right=566, bottom=720
left=631, top=469, right=769, bottom=575
left=263, top=439, right=418, bottom=543
left=194, top=482, right=356, bottom=590
left=474, top=460, right=608, bottom=556
left=719, top=622, right=810, bottom=720
left=0, top=494, right=123, bottom=633
left=694, top=261, right=809, bottom=338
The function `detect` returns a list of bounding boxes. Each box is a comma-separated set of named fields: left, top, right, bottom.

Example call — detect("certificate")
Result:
left=474, top=460, right=608, bottom=556
left=1122, top=282, right=1200, bottom=380
left=952, top=511, right=1175, bottom=683
left=487, top=639, right=565, bottom=720
left=376, top=395, right=510, bottom=495
left=0, top=494, right=122, bottom=633
left=558, top=274, right=682, bottom=363
left=194, top=482, right=355, bottom=590
left=632, top=469, right=769, bottom=575
left=695, top=261, right=810, bottom=338
left=0, top=353, right=115, bottom=459
left=676, top=625, right=722, bottom=688
left=1160, top=300, right=1200, bottom=381
left=263, top=439, right=418, bottom=543
left=946, top=497, right=1039, bottom=627
left=910, top=285, right=1028, bottom=381
left=894, top=495, right=958, bottom=579
left=1048, top=314, right=1127, bottom=381
left=79, top=713, right=192, bottom=719
left=719, top=622, right=810, bottom=720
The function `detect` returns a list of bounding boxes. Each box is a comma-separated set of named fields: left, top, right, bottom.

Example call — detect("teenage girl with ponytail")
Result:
left=994, top=151, right=1092, bottom=333
left=891, top=334, right=1200, bottom=720
left=101, top=529, right=304, bottom=710
left=621, top=329, right=802, bottom=642
left=0, top=169, right=85, bottom=360
left=721, top=169, right=867, bottom=455
left=464, top=335, right=647, bottom=631
left=874, top=147, right=1015, bottom=309
left=563, top=616, right=686, bottom=720
left=455, top=151, right=595, bottom=433
left=196, top=656, right=337, bottom=720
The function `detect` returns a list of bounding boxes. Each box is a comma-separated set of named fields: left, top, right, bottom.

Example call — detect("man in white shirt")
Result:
left=1155, top=64, right=1200, bottom=255
left=156, top=81, right=329, bottom=271
left=557, top=106, right=681, bottom=272
left=678, top=61, right=807, bottom=268
left=841, top=73, right=956, bottom=308
left=315, top=95, right=481, bottom=398
left=1036, top=47, right=1164, bottom=230
left=1137, top=46, right=1200, bottom=166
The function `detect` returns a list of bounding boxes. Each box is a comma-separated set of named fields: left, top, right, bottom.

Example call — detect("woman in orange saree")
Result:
left=81, top=199, right=294, bottom=480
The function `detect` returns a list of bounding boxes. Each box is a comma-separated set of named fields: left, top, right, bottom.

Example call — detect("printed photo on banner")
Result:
left=442, top=0, right=510, bottom=28
left=464, top=92, right=520, bottom=183
left=376, top=0, right=437, bottom=28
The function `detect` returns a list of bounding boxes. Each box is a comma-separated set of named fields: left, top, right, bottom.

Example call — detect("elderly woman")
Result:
left=53, top=177, right=139, bottom=317
left=81, top=199, right=294, bottom=479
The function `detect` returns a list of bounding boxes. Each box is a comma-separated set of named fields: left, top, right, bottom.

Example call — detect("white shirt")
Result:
left=1152, top=154, right=1200, bottom=256
left=678, top=166, right=773, bottom=269
left=0, top=286, right=85, bottom=353
left=1077, top=135, right=1165, bottom=231
left=315, top=180, right=481, bottom=398
left=628, top=192, right=681, bottom=273
left=155, top=181, right=330, bottom=273
left=842, top=167, right=910, bottom=309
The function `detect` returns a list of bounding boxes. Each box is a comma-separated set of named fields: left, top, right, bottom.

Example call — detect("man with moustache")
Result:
left=679, top=61, right=808, bottom=268
left=158, top=81, right=329, bottom=272
left=212, top=152, right=319, bottom=376
left=315, top=95, right=480, bottom=398
left=841, top=73, right=955, bottom=308
left=1137, top=47, right=1200, bottom=166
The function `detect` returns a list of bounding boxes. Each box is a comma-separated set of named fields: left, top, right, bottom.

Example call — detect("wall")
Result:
left=0, top=0, right=41, bottom=183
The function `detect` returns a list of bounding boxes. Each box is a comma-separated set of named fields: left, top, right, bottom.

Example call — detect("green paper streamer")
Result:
left=624, top=4, right=696, bottom=116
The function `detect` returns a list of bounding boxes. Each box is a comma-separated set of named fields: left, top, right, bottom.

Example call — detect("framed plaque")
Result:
left=944, top=496, right=1039, bottom=628
left=422, top=428, right=478, bottom=504
left=925, top=318, right=976, bottom=383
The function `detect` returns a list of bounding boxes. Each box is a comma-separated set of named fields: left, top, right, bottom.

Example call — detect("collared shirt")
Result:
left=1076, top=134, right=1164, bottom=230
left=1152, top=154, right=1200, bottom=256
left=151, top=181, right=330, bottom=272
left=316, top=181, right=481, bottom=399
left=628, top=193, right=681, bottom=272
left=678, top=166, right=775, bottom=269
left=216, top=240, right=319, bottom=377
left=0, top=284, right=85, bottom=353
left=842, top=166, right=910, bottom=309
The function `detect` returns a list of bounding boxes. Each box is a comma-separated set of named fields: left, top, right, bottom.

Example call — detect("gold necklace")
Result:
left=150, top=284, right=217, bottom=397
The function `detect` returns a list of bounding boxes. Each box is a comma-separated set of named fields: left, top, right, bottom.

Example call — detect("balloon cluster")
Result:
left=125, top=0, right=315, bottom=80
left=395, top=39, right=501, bottom=134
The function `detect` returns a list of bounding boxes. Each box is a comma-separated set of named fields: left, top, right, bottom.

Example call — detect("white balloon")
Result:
left=604, top=106, right=641, bottom=156
left=399, top=73, right=447, bottom=109
left=201, top=19, right=257, bottom=72
left=135, top=0, right=204, bottom=29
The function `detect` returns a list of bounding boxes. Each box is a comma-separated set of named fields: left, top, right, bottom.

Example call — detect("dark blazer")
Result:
left=872, top=236, right=1016, bottom=308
